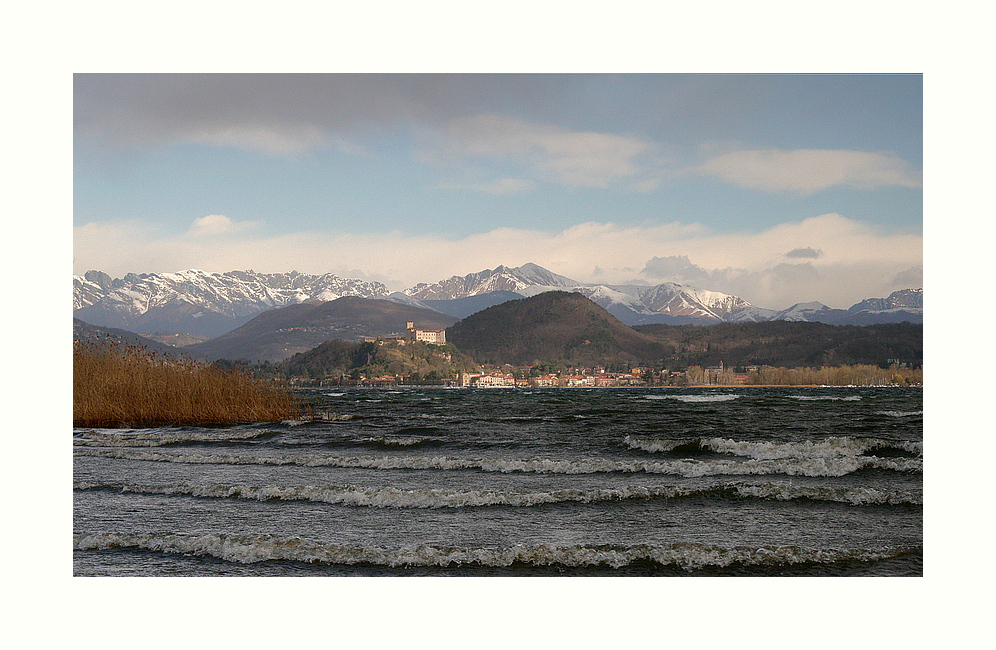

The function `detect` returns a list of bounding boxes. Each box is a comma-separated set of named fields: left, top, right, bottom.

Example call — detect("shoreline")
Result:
left=296, top=383, right=921, bottom=390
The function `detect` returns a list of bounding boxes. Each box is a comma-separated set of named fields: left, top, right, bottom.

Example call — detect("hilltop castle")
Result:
left=406, top=320, right=446, bottom=344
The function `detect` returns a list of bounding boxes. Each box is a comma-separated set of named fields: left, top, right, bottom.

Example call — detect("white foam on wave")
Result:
left=624, top=435, right=922, bottom=460
left=73, top=532, right=919, bottom=570
left=73, top=428, right=273, bottom=447
left=789, top=395, right=862, bottom=401
left=284, top=413, right=356, bottom=426
left=74, top=480, right=922, bottom=507
left=644, top=394, right=740, bottom=403
left=877, top=410, right=923, bottom=418
left=75, top=447, right=920, bottom=477
left=623, top=436, right=689, bottom=453
left=361, top=436, right=444, bottom=447
left=730, top=482, right=921, bottom=506
left=702, top=436, right=922, bottom=460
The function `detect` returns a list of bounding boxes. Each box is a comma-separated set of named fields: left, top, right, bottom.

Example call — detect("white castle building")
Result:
left=406, top=320, right=446, bottom=344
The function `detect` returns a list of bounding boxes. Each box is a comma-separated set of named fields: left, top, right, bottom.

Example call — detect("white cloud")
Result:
left=73, top=213, right=921, bottom=310
left=437, top=115, right=652, bottom=188
left=696, top=148, right=922, bottom=194
left=185, top=124, right=332, bottom=155
left=187, top=214, right=258, bottom=237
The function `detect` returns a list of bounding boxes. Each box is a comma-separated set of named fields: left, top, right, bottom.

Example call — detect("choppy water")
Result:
left=73, top=386, right=922, bottom=576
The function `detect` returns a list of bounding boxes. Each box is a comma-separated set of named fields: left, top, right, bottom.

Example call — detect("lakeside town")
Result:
left=286, top=360, right=922, bottom=389
left=277, top=320, right=923, bottom=388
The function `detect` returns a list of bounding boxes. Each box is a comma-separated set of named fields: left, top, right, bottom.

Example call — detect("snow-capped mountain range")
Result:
left=74, top=269, right=393, bottom=337
left=74, top=263, right=923, bottom=337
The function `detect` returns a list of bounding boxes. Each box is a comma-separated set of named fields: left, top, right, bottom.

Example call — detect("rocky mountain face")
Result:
left=848, top=288, right=923, bottom=312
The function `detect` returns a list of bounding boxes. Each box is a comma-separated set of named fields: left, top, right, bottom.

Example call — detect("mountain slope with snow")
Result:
left=849, top=288, right=923, bottom=313
left=404, top=263, right=578, bottom=300
left=74, top=269, right=392, bottom=337
left=74, top=263, right=923, bottom=338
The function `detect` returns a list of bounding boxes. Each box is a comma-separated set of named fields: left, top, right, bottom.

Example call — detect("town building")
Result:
left=472, top=373, right=516, bottom=387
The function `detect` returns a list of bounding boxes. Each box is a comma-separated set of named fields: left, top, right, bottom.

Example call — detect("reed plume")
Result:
left=74, top=337, right=299, bottom=427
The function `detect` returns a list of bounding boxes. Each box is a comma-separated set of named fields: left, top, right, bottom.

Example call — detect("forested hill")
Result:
left=282, top=339, right=477, bottom=381
left=446, top=291, right=668, bottom=367
left=633, top=321, right=922, bottom=370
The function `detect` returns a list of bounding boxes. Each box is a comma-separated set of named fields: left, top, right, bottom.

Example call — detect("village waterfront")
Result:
left=73, top=385, right=922, bottom=576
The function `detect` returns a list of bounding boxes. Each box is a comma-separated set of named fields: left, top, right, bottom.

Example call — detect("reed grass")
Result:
left=74, top=338, right=299, bottom=427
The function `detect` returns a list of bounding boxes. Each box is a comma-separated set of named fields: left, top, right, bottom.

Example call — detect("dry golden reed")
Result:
left=74, top=338, right=299, bottom=427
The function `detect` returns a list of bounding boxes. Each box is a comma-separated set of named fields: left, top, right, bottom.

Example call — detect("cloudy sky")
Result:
left=74, top=73, right=922, bottom=310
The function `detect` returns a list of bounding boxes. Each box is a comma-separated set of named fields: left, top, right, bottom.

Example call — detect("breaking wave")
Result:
left=623, top=435, right=922, bottom=460
left=360, top=436, right=446, bottom=448
left=877, top=410, right=923, bottom=418
left=283, top=413, right=357, bottom=425
left=74, top=447, right=921, bottom=477
left=74, top=480, right=922, bottom=507
left=73, top=428, right=277, bottom=448
left=644, top=394, right=740, bottom=403
left=789, top=395, right=862, bottom=401
left=73, top=532, right=920, bottom=571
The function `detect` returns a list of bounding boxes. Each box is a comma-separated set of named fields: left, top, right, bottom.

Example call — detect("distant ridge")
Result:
left=73, top=318, right=191, bottom=359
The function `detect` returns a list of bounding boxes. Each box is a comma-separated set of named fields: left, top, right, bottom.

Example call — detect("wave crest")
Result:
left=74, top=447, right=921, bottom=477
left=624, top=435, right=922, bottom=460
left=644, top=394, right=740, bottom=403
left=73, top=428, right=276, bottom=447
left=74, top=480, right=922, bottom=507
left=73, top=532, right=920, bottom=570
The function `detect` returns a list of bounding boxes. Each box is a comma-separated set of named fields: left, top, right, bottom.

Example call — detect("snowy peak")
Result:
left=74, top=268, right=390, bottom=315
left=771, top=302, right=834, bottom=322
left=404, top=263, right=580, bottom=300
left=638, top=282, right=724, bottom=321
left=404, top=265, right=774, bottom=326
left=849, top=288, right=923, bottom=312
left=506, top=263, right=579, bottom=288
left=768, top=292, right=923, bottom=325
left=74, top=263, right=924, bottom=338
left=634, top=282, right=762, bottom=322
left=73, top=269, right=391, bottom=337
